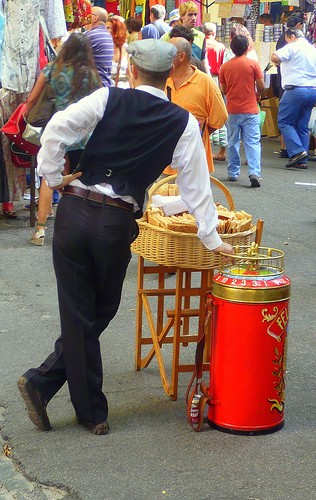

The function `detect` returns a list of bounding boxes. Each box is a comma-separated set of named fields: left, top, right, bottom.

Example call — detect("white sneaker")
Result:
left=30, top=228, right=45, bottom=246
left=23, top=193, right=39, bottom=201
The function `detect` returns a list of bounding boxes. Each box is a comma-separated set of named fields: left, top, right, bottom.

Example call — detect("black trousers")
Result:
left=25, top=194, right=137, bottom=424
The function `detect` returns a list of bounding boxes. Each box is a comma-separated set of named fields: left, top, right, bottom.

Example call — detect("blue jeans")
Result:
left=278, top=87, right=316, bottom=158
left=52, top=190, right=59, bottom=204
left=226, top=113, right=261, bottom=179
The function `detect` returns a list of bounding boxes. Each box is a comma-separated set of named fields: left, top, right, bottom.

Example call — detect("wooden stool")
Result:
left=135, top=256, right=213, bottom=400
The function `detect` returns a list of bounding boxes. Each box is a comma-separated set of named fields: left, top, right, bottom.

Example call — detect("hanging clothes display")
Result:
left=1, top=0, right=66, bottom=94
left=130, top=0, right=147, bottom=26
left=119, top=0, right=130, bottom=19
left=1, top=0, right=40, bottom=93
left=40, top=0, right=68, bottom=40
left=0, top=0, right=67, bottom=205
left=0, top=5, right=4, bottom=83
left=66, top=0, right=92, bottom=29
left=64, top=0, right=75, bottom=27
left=106, top=0, right=119, bottom=16
left=307, top=3, right=316, bottom=44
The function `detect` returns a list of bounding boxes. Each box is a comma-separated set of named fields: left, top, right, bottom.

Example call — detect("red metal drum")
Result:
left=207, top=245, right=291, bottom=434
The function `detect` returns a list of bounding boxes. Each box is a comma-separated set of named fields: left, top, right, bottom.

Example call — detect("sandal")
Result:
left=30, top=227, right=45, bottom=246
left=3, top=210, right=18, bottom=219
left=2, top=202, right=17, bottom=219
left=213, top=154, right=226, bottom=161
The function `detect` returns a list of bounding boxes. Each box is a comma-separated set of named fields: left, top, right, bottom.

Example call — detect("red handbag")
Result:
left=1, top=103, right=40, bottom=156
left=10, top=143, right=32, bottom=169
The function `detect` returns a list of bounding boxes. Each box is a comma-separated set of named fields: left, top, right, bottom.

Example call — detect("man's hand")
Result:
left=51, top=172, right=83, bottom=191
left=213, top=242, right=235, bottom=264
left=213, top=242, right=234, bottom=255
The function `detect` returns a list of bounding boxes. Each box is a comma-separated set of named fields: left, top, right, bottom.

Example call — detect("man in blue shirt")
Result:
left=84, top=6, right=114, bottom=87
left=142, top=5, right=170, bottom=39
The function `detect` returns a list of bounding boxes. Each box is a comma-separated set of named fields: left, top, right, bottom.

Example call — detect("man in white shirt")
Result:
left=271, top=29, right=316, bottom=169
left=17, top=39, right=233, bottom=436
left=141, top=5, right=170, bottom=39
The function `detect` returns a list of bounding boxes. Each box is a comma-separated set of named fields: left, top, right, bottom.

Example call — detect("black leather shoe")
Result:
left=278, top=149, right=289, bottom=158
left=285, top=151, right=308, bottom=167
left=78, top=419, right=110, bottom=435
left=17, top=376, right=51, bottom=431
left=249, top=175, right=260, bottom=187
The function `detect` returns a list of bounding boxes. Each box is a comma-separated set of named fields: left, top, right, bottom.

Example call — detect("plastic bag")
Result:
left=258, top=105, right=266, bottom=133
left=308, top=107, right=316, bottom=137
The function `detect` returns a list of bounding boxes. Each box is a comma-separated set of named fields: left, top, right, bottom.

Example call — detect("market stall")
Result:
left=1, top=0, right=315, bottom=216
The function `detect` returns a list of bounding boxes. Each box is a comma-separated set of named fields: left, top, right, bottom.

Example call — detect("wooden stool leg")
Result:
left=170, top=269, right=184, bottom=400
left=182, top=271, right=192, bottom=345
left=135, top=256, right=145, bottom=370
left=156, top=267, right=165, bottom=339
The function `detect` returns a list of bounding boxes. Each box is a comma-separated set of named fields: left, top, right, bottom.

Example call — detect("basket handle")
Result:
left=210, top=175, right=235, bottom=211
left=147, top=174, right=177, bottom=205
left=147, top=174, right=235, bottom=211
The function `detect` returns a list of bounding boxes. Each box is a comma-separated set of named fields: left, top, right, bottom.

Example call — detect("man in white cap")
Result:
left=168, top=8, right=180, bottom=28
left=17, top=40, right=234, bottom=437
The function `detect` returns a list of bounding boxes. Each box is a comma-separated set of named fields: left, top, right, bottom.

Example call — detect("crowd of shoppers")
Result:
left=4, top=3, right=316, bottom=236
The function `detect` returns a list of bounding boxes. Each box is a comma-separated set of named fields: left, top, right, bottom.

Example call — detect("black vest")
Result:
left=78, top=87, right=189, bottom=214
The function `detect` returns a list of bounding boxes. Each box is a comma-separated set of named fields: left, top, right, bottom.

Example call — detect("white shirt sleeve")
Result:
left=171, top=113, right=222, bottom=251
left=37, top=87, right=109, bottom=186
left=275, top=44, right=292, bottom=62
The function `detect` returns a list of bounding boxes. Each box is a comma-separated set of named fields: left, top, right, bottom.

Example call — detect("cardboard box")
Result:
left=260, top=97, right=279, bottom=107
left=261, top=87, right=275, bottom=100
left=260, top=98, right=280, bottom=137
left=261, top=114, right=268, bottom=136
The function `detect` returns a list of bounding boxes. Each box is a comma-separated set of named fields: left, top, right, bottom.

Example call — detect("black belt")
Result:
left=284, top=85, right=316, bottom=90
left=62, top=185, right=134, bottom=212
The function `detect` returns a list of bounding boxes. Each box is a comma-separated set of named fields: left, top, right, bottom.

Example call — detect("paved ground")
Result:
left=0, top=137, right=315, bottom=500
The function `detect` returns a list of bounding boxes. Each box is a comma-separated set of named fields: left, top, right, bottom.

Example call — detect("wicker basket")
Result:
left=131, top=220, right=256, bottom=269
left=131, top=175, right=257, bottom=270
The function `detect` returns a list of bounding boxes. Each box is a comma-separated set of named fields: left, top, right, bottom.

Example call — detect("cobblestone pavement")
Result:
left=0, top=409, right=72, bottom=500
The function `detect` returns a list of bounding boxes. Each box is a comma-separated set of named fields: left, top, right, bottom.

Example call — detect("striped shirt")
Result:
left=85, top=26, right=114, bottom=87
